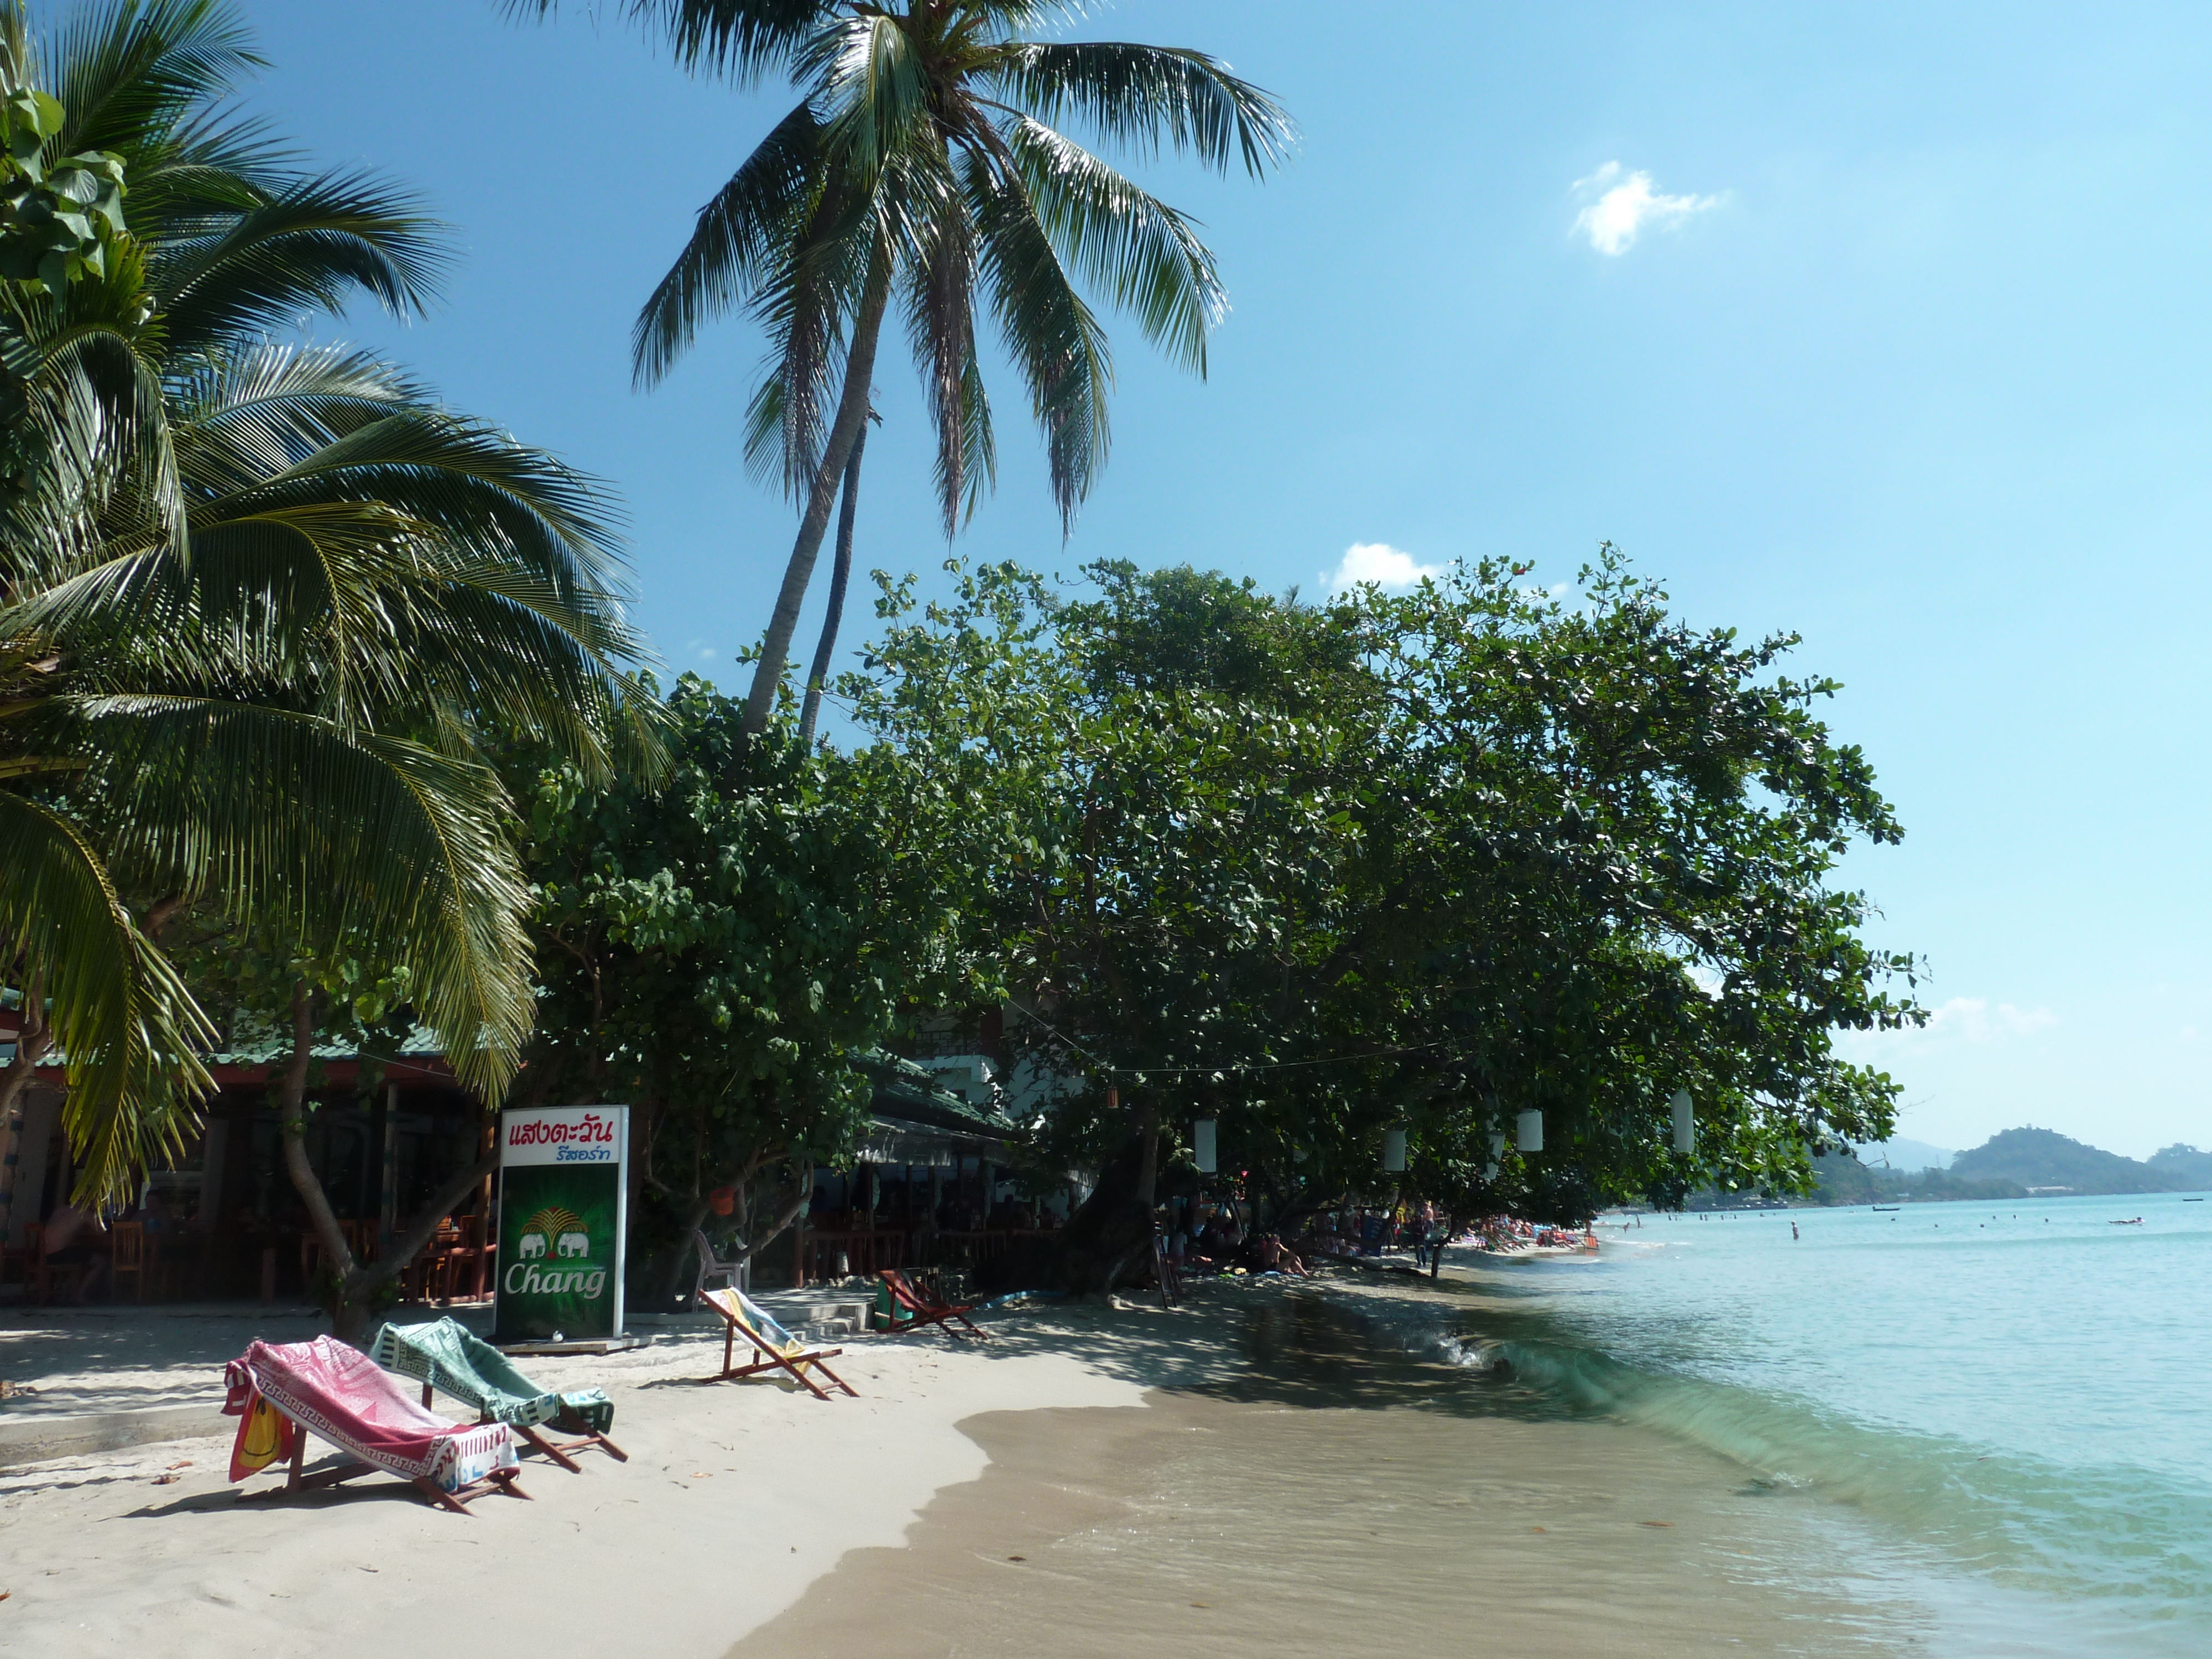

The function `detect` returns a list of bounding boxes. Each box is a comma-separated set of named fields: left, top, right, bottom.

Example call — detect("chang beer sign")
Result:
left=493, top=1105, right=628, bottom=1343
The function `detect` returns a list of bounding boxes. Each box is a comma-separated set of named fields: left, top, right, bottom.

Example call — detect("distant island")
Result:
left=1808, top=1127, right=2212, bottom=1204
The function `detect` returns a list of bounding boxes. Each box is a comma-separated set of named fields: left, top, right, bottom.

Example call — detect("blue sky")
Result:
left=226, top=1, right=2212, bottom=1157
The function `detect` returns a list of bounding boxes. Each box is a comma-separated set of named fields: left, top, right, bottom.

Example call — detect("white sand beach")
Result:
left=3, top=1275, right=1910, bottom=1659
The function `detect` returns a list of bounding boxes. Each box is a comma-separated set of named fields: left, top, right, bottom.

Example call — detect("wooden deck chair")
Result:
left=878, top=1269, right=988, bottom=1341
left=368, top=1317, right=625, bottom=1472
left=222, top=1335, right=526, bottom=1515
left=701, top=1287, right=858, bottom=1401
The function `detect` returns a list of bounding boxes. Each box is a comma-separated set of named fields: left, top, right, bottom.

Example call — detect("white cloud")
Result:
left=1571, top=161, right=1724, bottom=255
left=1323, top=542, right=1443, bottom=594
left=1837, top=995, right=2058, bottom=1060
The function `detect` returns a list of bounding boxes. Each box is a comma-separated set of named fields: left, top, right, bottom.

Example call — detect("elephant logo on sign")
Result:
left=519, top=1231, right=547, bottom=1260
left=557, top=1230, right=589, bottom=1259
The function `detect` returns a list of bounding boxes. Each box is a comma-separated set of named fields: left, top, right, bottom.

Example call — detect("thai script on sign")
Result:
left=506, top=1112, right=618, bottom=1149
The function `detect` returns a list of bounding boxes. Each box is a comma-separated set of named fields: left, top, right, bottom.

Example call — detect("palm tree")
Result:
left=1, top=0, right=656, bottom=1206
left=515, top=1, right=1294, bottom=737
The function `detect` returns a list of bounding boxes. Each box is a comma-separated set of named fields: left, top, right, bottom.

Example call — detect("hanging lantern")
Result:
left=1516, top=1109, right=1545, bottom=1154
left=1484, top=1130, right=1504, bottom=1180
left=1193, top=1119, right=1218, bottom=1174
left=1670, top=1089, right=1695, bottom=1155
left=1382, top=1129, right=1408, bottom=1172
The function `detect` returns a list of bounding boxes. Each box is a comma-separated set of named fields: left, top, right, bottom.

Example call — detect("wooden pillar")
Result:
left=377, top=1082, right=399, bottom=1257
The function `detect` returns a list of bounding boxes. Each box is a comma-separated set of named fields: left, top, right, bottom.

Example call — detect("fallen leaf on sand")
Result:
left=1640, top=1521, right=1674, bottom=1528
left=1007, top=1556, right=1026, bottom=1563
left=1531, top=1526, right=1546, bottom=1533
left=167, top=1460, right=192, bottom=1470
left=153, top=1474, right=179, bottom=1485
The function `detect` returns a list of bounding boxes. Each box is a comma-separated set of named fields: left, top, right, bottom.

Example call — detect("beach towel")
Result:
left=704, top=1285, right=807, bottom=1360
left=368, top=1318, right=614, bottom=1434
left=224, top=1335, right=517, bottom=1493
left=699, top=1286, right=859, bottom=1400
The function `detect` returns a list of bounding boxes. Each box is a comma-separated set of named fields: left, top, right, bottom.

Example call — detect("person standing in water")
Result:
left=1791, top=1221, right=1801, bottom=1240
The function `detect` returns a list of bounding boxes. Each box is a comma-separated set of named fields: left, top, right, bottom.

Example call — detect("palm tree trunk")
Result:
left=742, top=246, right=894, bottom=739
left=799, top=425, right=867, bottom=744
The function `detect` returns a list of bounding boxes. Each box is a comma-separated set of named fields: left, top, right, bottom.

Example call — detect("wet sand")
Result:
left=734, top=1292, right=1913, bottom=1659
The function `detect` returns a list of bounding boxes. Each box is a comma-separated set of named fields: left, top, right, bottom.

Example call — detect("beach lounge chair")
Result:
left=368, top=1317, right=625, bottom=1471
left=878, top=1269, right=987, bottom=1341
left=700, top=1286, right=858, bottom=1401
left=222, top=1335, right=525, bottom=1515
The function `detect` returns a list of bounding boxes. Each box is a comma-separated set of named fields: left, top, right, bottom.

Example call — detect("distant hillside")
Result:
left=2148, top=1144, right=2212, bottom=1188
left=1808, top=1151, right=2022, bottom=1206
left=1949, top=1127, right=2192, bottom=1196
left=1850, top=1136, right=1954, bottom=1172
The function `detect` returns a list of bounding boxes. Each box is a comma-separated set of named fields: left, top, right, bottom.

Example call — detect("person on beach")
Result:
left=1255, top=1232, right=1308, bottom=1276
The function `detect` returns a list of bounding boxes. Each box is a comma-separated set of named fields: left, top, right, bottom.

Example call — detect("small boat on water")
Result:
left=2111, top=1217, right=2145, bottom=1225
left=2185, top=1197, right=2205, bottom=1203
left=1871, top=1205, right=1901, bottom=1212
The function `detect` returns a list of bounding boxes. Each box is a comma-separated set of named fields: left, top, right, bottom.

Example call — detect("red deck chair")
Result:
left=878, top=1269, right=988, bottom=1341
left=222, top=1335, right=527, bottom=1515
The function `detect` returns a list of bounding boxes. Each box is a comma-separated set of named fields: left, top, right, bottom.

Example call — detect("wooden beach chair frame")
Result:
left=371, top=1318, right=628, bottom=1474
left=702, top=1287, right=859, bottom=1401
left=878, top=1269, right=987, bottom=1341
left=409, top=1379, right=628, bottom=1472
left=245, top=1407, right=529, bottom=1517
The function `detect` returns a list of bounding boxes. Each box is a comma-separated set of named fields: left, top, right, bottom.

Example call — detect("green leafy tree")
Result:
left=512, top=675, right=976, bottom=1302
left=849, top=552, right=1922, bottom=1286
left=515, top=0, right=1294, bottom=737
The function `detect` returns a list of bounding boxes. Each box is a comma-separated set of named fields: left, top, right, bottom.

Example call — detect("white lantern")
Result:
left=1485, top=1131, right=1505, bottom=1180
left=1193, top=1119, right=1218, bottom=1174
left=1670, top=1089, right=1695, bottom=1155
left=1516, top=1109, right=1544, bottom=1154
left=1382, top=1129, right=1408, bottom=1173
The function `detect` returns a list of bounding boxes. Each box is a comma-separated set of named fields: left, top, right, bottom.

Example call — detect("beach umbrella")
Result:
left=1516, top=1110, right=1545, bottom=1154
left=1193, top=1119, right=1218, bottom=1174
left=1382, top=1129, right=1408, bottom=1172
left=1670, top=1090, right=1695, bottom=1155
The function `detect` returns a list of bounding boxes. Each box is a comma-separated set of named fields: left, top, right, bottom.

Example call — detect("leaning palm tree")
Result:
left=1, top=0, right=656, bottom=1204
left=516, top=1, right=1293, bottom=737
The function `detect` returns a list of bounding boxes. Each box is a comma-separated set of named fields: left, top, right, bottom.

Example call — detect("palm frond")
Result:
left=504, top=1, right=825, bottom=86
left=633, top=99, right=825, bottom=389
left=1003, top=115, right=1224, bottom=376
left=983, top=40, right=1296, bottom=177
left=964, top=147, right=1109, bottom=534
left=150, top=168, right=446, bottom=351
left=0, top=786, right=215, bottom=1205
left=36, top=693, right=536, bottom=1098
left=47, top=0, right=264, bottom=165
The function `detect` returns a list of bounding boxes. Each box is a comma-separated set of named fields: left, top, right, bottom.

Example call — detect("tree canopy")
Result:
left=846, top=550, right=1920, bottom=1260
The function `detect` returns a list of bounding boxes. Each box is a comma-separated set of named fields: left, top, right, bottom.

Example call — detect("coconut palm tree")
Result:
left=1, top=0, right=656, bottom=1204
left=516, top=1, right=1293, bottom=737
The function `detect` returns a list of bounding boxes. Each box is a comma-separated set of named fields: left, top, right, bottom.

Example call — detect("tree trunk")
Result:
left=278, top=980, right=503, bottom=1341
left=276, top=982, right=359, bottom=1313
left=742, top=247, right=894, bottom=739
left=1041, top=1130, right=1155, bottom=1296
left=799, top=425, right=867, bottom=744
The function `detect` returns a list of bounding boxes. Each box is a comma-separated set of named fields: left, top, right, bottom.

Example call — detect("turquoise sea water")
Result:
left=1444, top=1191, right=2212, bottom=1653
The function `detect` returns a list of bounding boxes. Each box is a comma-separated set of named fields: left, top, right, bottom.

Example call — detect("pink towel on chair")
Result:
left=228, top=1335, right=515, bottom=1492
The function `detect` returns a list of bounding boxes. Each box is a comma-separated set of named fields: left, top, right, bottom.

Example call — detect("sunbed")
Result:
left=221, top=1335, right=525, bottom=1515
left=368, top=1317, right=626, bottom=1471
left=878, top=1268, right=987, bottom=1341
left=700, top=1285, right=859, bottom=1401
